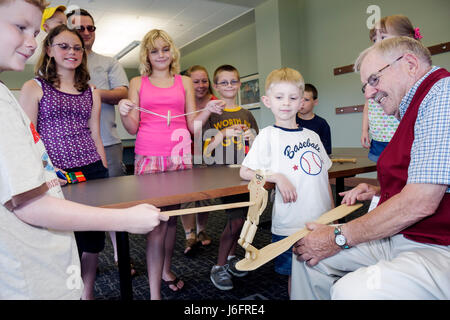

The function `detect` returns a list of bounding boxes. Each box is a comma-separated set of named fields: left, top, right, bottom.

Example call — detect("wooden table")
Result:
left=63, top=165, right=249, bottom=300
left=329, top=147, right=377, bottom=204
left=62, top=148, right=376, bottom=299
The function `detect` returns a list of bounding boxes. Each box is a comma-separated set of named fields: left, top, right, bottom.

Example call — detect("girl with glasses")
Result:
left=118, top=29, right=224, bottom=299
left=19, top=24, right=108, bottom=300
left=361, top=15, right=421, bottom=162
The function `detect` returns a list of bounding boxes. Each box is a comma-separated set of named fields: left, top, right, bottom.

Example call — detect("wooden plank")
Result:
left=427, top=42, right=450, bottom=55
left=236, top=203, right=363, bottom=271
left=333, top=64, right=354, bottom=75
left=335, top=104, right=364, bottom=114
left=333, top=41, right=449, bottom=76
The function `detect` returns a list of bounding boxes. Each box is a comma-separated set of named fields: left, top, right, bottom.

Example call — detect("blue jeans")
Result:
left=272, top=234, right=292, bottom=275
left=368, top=140, right=389, bottom=162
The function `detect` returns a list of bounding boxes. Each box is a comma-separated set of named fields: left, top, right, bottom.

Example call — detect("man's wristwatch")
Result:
left=334, top=226, right=350, bottom=249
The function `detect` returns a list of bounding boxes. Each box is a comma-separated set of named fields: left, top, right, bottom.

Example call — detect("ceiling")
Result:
left=31, top=0, right=267, bottom=68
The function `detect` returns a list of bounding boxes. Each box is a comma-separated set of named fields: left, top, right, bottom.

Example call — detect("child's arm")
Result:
left=19, top=80, right=42, bottom=126
left=361, top=100, right=370, bottom=149
left=13, top=193, right=168, bottom=234
left=118, top=77, right=141, bottom=135
left=182, top=76, right=199, bottom=134
left=240, top=166, right=297, bottom=203
left=322, top=121, right=332, bottom=155
left=242, top=126, right=257, bottom=147
left=204, top=124, right=245, bottom=156
left=88, top=88, right=108, bottom=168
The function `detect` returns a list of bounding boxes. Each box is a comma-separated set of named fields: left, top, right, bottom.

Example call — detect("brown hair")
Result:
left=213, top=64, right=240, bottom=84
left=66, top=8, right=95, bottom=25
left=369, top=15, right=417, bottom=42
left=0, top=0, right=48, bottom=11
left=139, top=29, right=180, bottom=76
left=35, top=24, right=90, bottom=92
left=186, top=65, right=213, bottom=95
left=304, top=83, right=318, bottom=100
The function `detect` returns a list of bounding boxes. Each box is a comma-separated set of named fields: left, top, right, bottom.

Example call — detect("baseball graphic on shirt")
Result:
left=300, top=151, right=323, bottom=175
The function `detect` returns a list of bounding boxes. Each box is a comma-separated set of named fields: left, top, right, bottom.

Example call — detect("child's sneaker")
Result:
left=226, top=256, right=248, bottom=277
left=210, top=265, right=233, bottom=290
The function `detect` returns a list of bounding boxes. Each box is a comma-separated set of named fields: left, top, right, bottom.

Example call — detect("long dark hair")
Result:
left=35, top=24, right=90, bottom=92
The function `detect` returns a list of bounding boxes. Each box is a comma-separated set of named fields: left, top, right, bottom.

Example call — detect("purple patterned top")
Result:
left=36, top=78, right=101, bottom=169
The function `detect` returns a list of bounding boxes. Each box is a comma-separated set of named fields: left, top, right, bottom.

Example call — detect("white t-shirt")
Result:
left=0, top=83, right=82, bottom=299
left=242, top=125, right=332, bottom=236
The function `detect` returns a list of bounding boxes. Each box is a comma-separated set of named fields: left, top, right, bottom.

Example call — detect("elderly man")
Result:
left=291, top=37, right=449, bottom=300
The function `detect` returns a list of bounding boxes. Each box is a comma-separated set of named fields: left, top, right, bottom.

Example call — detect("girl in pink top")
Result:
left=119, top=29, right=223, bottom=300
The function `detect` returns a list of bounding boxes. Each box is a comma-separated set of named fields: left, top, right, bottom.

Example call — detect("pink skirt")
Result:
left=134, top=154, right=192, bottom=175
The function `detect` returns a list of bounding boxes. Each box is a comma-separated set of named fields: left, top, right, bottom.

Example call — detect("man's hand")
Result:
left=339, top=183, right=380, bottom=205
left=293, top=223, right=339, bottom=266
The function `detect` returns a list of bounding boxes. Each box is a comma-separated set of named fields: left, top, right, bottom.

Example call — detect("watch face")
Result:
left=336, top=234, right=346, bottom=246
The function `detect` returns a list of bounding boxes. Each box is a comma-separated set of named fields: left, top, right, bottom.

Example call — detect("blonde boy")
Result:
left=240, top=67, right=334, bottom=295
left=0, top=0, right=165, bottom=299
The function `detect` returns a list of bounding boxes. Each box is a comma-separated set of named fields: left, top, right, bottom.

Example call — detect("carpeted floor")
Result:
left=93, top=185, right=371, bottom=300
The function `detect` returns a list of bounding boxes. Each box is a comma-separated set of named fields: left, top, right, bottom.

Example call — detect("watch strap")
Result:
left=334, top=226, right=350, bottom=249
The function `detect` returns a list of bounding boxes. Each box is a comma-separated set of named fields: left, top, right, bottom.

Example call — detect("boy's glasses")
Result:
left=216, top=80, right=240, bottom=87
left=74, top=25, right=96, bottom=33
left=52, top=43, right=85, bottom=53
left=362, top=55, right=403, bottom=93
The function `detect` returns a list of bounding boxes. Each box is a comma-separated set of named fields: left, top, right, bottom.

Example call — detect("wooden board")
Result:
left=333, top=41, right=449, bottom=76
left=335, top=104, right=364, bottom=114
left=236, top=203, right=363, bottom=271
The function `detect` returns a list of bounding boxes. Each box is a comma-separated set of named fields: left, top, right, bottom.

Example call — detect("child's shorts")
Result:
left=64, top=160, right=109, bottom=258
left=272, top=234, right=293, bottom=276
left=368, top=140, right=389, bottom=162
left=134, top=154, right=192, bottom=175
left=75, top=231, right=106, bottom=257
left=222, top=193, right=249, bottom=221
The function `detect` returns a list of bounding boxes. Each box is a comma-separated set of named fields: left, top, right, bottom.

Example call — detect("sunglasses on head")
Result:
left=75, top=25, right=96, bottom=33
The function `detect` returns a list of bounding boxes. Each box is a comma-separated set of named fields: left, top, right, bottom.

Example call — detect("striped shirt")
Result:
left=400, top=67, right=450, bottom=192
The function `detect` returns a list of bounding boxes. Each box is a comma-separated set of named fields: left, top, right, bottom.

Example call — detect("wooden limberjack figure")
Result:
left=238, top=170, right=268, bottom=259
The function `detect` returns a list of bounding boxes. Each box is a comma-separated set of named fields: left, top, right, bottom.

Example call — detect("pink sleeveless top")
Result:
left=135, top=74, right=192, bottom=156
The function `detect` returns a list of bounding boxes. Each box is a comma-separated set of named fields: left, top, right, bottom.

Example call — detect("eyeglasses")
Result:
left=216, top=80, right=240, bottom=87
left=362, top=55, right=403, bottom=94
left=52, top=43, right=84, bottom=53
left=75, top=25, right=96, bottom=33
